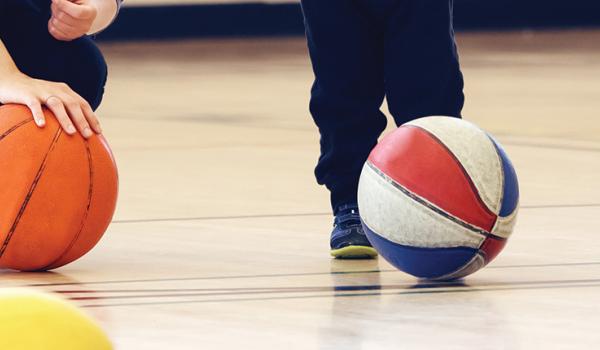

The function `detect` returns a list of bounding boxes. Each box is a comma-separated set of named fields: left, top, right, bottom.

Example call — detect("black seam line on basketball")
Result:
left=108, top=204, right=600, bottom=224
left=78, top=280, right=600, bottom=308
left=0, top=119, right=34, bottom=142
left=403, top=124, right=497, bottom=220
left=0, top=128, right=63, bottom=258
left=487, top=135, right=505, bottom=232
left=39, top=141, right=95, bottom=271
left=366, top=161, right=502, bottom=241
left=435, top=252, right=486, bottom=281
left=26, top=261, right=600, bottom=287
left=58, top=277, right=600, bottom=301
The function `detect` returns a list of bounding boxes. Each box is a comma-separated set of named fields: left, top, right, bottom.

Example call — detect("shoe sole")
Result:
left=330, top=246, right=378, bottom=259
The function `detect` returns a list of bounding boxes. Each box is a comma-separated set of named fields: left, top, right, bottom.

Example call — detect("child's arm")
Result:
left=48, top=0, right=121, bottom=41
left=0, top=39, right=101, bottom=138
left=89, top=0, right=121, bottom=34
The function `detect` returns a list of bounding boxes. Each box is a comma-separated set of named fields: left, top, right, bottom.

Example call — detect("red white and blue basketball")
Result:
left=358, top=116, right=519, bottom=280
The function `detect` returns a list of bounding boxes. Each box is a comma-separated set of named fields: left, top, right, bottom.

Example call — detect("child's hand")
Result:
left=0, top=72, right=102, bottom=138
left=48, top=0, right=98, bottom=41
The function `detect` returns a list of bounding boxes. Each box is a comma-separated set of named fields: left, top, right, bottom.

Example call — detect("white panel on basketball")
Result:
left=358, top=163, right=486, bottom=249
left=491, top=208, right=519, bottom=239
left=405, top=117, right=504, bottom=216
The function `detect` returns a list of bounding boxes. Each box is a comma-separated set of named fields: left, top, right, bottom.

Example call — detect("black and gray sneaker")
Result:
left=330, top=204, right=378, bottom=259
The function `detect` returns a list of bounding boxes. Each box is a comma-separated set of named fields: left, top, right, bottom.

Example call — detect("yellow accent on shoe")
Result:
left=330, top=246, right=378, bottom=259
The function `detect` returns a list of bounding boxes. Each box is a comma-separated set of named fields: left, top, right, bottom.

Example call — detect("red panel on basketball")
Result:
left=480, top=236, right=507, bottom=263
left=368, top=125, right=496, bottom=231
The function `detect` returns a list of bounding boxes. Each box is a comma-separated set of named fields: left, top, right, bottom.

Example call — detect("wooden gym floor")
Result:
left=3, top=29, right=600, bottom=349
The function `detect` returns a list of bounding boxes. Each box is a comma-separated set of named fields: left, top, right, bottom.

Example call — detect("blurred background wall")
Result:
left=97, top=0, right=600, bottom=40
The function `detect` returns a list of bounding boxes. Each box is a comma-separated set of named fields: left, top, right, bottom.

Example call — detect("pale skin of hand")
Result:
left=48, top=0, right=118, bottom=41
left=0, top=0, right=117, bottom=137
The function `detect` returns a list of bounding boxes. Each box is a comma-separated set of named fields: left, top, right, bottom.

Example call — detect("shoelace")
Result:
left=334, top=208, right=362, bottom=229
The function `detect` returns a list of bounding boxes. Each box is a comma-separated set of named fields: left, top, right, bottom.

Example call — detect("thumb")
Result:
left=53, top=0, right=96, bottom=19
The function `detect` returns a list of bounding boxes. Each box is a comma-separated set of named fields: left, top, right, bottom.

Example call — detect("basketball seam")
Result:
left=41, top=141, right=95, bottom=270
left=402, top=125, right=497, bottom=224
left=479, top=237, right=496, bottom=258
left=0, top=119, right=34, bottom=142
left=366, top=161, right=506, bottom=241
left=433, top=253, right=485, bottom=281
left=485, top=136, right=505, bottom=233
left=362, top=218, right=480, bottom=249
left=0, top=128, right=63, bottom=259
left=485, top=135, right=504, bottom=217
left=488, top=135, right=509, bottom=216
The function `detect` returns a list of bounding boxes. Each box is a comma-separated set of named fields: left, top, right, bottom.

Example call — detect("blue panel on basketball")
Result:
left=488, top=136, right=519, bottom=217
left=363, top=223, right=478, bottom=279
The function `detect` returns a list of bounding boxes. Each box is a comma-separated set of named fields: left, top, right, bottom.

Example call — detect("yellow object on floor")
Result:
left=0, top=289, right=112, bottom=350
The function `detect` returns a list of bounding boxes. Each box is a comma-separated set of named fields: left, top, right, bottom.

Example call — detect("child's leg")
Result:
left=302, top=0, right=388, bottom=213
left=0, top=1, right=108, bottom=110
left=384, top=0, right=464, bottom=124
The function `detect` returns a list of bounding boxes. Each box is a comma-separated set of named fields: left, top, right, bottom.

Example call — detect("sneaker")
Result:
left=330, top=204, right=378, bottom=259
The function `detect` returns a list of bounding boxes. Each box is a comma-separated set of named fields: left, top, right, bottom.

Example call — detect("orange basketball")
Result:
left=0, top=104, right=118, bottom=271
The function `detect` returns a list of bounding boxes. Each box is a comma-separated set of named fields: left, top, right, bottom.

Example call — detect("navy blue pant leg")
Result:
left=384, top=0, right=464, bottom=124
left=302, top=0, right=464, bottom=213
left=301, top=0, right=388, bottom=213
left=0, top=0, right=108, bottom=110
